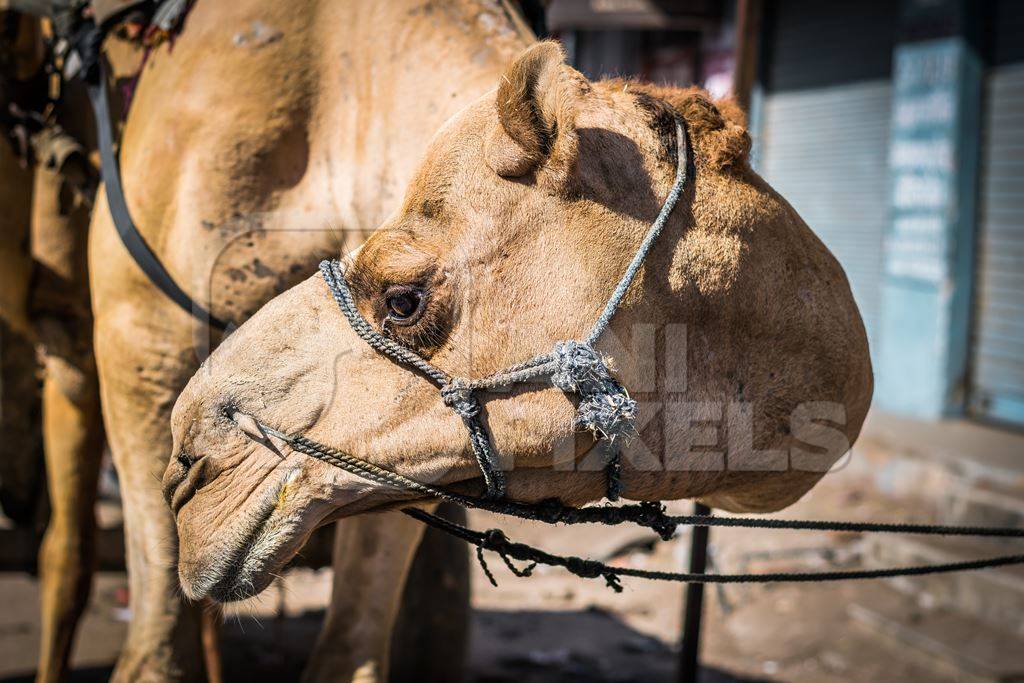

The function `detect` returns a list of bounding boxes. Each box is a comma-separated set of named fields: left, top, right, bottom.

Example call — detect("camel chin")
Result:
left=172, top=464, right=306, bottom=602
left=169, top=445, right=352, bottom=602
left=165, top=410, right=410, bottom=602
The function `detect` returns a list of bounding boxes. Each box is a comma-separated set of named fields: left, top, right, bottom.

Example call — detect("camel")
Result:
left=163, top=38, right=874, bottom=631
left=87, top=0, right=533, bottom=680
left=0, top=11, right=107, bottom=682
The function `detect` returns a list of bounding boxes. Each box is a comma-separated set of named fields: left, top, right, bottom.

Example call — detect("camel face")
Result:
left=165, top=43, right=873, bottom=602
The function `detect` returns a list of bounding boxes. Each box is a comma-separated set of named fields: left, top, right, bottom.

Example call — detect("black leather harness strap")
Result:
left=87, top=61, right=228, bottom=330
left=5, top=1, right=221, bottom=327
left=16, top=0, right=227, bottom=329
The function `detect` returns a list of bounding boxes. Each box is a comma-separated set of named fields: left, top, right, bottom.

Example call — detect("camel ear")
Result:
left=485, top=41, right=580, bottom=181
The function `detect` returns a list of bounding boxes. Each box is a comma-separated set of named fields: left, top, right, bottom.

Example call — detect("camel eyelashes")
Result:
left=383, top=285, right=426, bottom=326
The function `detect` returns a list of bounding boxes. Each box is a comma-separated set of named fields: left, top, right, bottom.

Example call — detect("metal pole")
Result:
left=732, top=0, right=764, bottom=113
left=677, top=502, right=711, bottom=683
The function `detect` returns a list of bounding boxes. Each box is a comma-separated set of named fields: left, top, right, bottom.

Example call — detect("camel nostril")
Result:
left=164, top=451, right=207, bottom=513
left=177, top=451, right=198, bottom=469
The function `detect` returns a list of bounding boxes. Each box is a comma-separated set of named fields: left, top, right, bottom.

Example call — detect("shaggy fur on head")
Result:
left=620, top=80, right=752, bottom=170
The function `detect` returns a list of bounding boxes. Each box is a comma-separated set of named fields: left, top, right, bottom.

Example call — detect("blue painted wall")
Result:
left=875, top=37, right=982, bottom=418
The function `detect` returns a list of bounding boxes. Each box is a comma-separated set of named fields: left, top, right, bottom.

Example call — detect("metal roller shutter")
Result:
left=969, top=1, right=1024, bottom=427
left=757, top=0, right=899, bottom=356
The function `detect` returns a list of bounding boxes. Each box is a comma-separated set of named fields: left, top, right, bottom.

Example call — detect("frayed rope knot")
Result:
left=550, top=340, right=637, bottom=442
left=441, top=379, right=481, bottom=419
left=550, top=340, right=610, bottom=393
left=565, top=556, right=624, bottom=592
left=481, top=528, right=510, bottom=550
left=637, top=501, right=678, bottom=541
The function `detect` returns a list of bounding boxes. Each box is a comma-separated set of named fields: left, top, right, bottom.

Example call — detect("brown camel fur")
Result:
left=88, top=1, right=533, bottom=680
left=164, top=42, right=873, bottom=623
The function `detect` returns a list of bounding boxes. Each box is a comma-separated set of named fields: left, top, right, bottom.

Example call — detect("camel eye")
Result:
left=384, top=286, right=424, bottom=324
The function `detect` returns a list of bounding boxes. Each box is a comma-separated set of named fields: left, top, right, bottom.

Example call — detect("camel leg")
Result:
left=0, top=320, right=44, bottom=525
left=35, top=353, right=104, bottom=683
left=301, top=513, right=428, bottom=683
left=89, top=306, right=229, bottom=683
left=388, top=502, right=471, bottom=683
left=302, top=505, right=471, bottom=683
left=85, top=111, right=223, bottom=674
left=200, top=603, right=224, bottom=683
left=0, top=134, right=34, bottom=337
left=90, top=283, right=209, bottom=682
left=29, top=151, right=105, bottom=683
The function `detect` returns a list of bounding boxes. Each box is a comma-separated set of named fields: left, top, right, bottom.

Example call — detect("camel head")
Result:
left=164, top=42, right=873, bottom=602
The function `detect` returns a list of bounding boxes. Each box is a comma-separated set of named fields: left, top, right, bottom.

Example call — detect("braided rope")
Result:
left=464, top=355, right=557, bottom=390
left=262, top=420, right=1024, bottom=540
left=256, top=113, right=1024, bottom=593
left=320, top=260, right=451, bottom=386
left=404, top=508, right=1024, bottom=592
left=316, top=118, right=689, bottom=501
left=320, top=261, right=507, bottom=496
left=466, top=418, right=506, bottom=498
left=586, top=118, right=688, bottom=346
left=252, top=419, right=1024, bottom=590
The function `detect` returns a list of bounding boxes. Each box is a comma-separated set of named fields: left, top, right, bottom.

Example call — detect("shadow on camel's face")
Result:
left=161, top=41, right=696, bottom=602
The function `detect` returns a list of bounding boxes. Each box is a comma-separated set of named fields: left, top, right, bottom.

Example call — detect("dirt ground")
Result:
left=0, top=450, right=963, bottom=682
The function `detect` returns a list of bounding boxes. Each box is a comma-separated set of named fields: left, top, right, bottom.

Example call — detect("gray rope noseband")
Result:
left=319, top=116, right=689, bottom=501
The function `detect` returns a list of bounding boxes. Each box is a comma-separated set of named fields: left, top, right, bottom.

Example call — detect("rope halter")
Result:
left=318, top=117, right=688, bottom=501
left=239, top=112, right=1024, bottom=594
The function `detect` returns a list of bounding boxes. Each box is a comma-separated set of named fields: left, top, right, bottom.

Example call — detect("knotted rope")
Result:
left=250, top=417, right=1024, bottom=590
left=551, top=340, right=638, bottom=443
left=318, top=116, right=688, bottom=501
left=243, top=109, right=1024, bottom=593
left=403, top=507, right=1024, bottom=592
left=440, top=379, right=480, bottom=419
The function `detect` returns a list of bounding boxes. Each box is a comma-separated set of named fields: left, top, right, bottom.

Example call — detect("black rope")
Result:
left=260, top=423, right=1024, bottom=591
left=277, top=420, right=1024, bottom=542
left=403, top=508, right=1024, bottom=592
